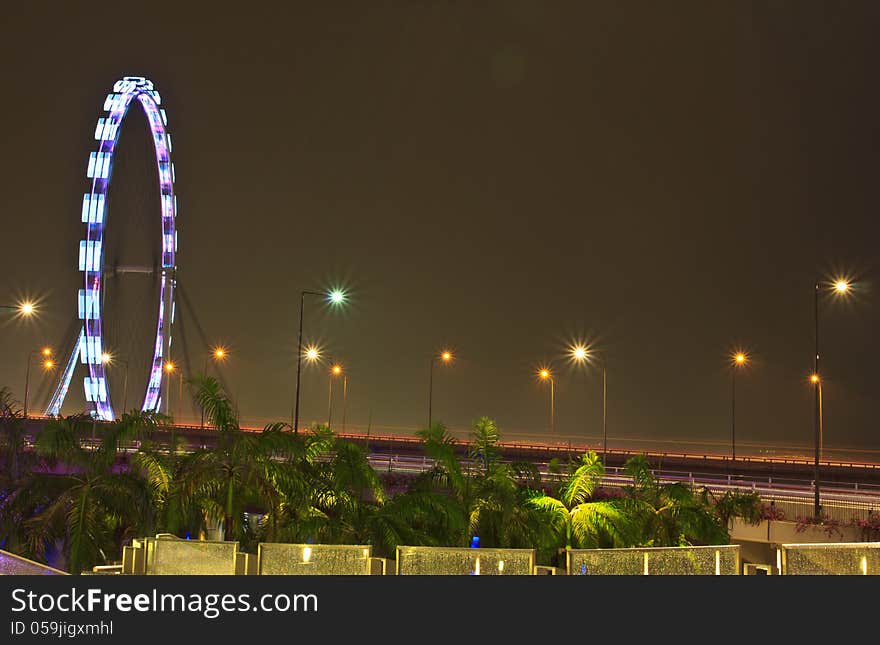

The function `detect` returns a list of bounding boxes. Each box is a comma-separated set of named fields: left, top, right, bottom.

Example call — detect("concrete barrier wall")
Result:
left=778, top=542, right=880, bottom=575
left=567, top=545, right=741, bottom=575
left=257, top=544, right=372, bottom=575
left=0, top=549, right=68, bottom=575
left=395, top=546, right=535, bottom=575
left=147, top=537, right=239, bottom=575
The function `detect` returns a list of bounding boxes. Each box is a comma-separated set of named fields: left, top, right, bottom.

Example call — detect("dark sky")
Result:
left=2, top=2, right=879, bottom=458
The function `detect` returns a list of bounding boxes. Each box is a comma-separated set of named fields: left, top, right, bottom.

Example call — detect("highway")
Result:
left=17, top=416, right=880, bottom=523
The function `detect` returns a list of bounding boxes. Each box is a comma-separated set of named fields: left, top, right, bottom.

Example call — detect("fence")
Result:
left=395, top=546, right=535, bottom=575
left=777, top=542, right=880, bottom=575
left=257, top=544, right=372, bottom=575
left=567, top=545, right=741, bottom=575
left=0, top=549, right=67, bottom=575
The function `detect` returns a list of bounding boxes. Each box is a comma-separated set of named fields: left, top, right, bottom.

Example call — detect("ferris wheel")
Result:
left=46, top=76, right=178, bottom=421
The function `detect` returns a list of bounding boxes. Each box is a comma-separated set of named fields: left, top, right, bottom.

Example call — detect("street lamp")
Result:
left=812, top=276, right=853, bottom=518
left=730, top=351, right=748, bottom=461
left=570, top=344, right=607, bottom=463
left=101, top=352, right=129, bottom=417
left=538, top=367, right=555, bottom=440
left=205, top=346, right=227, bottom=375
left=809, top=370, right=825, bottom=455
left=200, top=346, right=228, bottom=428
left=427, top=349, right=454, bottom=428
left=342, top=369, right=349, bottom=434
left=294, top=344, right=323, bottom=427
left=164, top=361, right=184, bottom=421
left=293, top=288, right=346, bottom=434
left=328, top=362, right=344, bottom=431
left=1, top=301, right=37, bottom=318
left=23, top=347, right=53, bottom=418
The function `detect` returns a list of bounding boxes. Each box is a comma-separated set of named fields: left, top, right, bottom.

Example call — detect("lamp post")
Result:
left=812, top=278, right=852, bottom=519
left=342, top=372, right=348, bottom=434
left=23, top=347, right=53, bottom=418
left=294, top=345, right=322, bottom=430
left=1, top=301, right=37, bottom=318
left=101, top=353, right=129, bottom=417
left=730, top=352, right=748, bottom=461
left=293, top=289, right=346, bottom=434
left=328, top=363, right=343, bottom=430
left=164, top=361, right=184, bottom=420
left=538, top=368, right=555, bottom=440
left=200, top=346, right=228, bottom=428
left=427, top=349, right=453, bottom=428
left=570, top=345, right=607, bottom=463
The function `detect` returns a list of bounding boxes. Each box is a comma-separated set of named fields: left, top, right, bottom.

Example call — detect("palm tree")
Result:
left=469, top=416, right=502, bottom=473
left=172, top=375, right=322, bottom=545
left=618, top=454, right=728, bottom=547
left=0, top=387, right=31, bottom=485
left=711, top=489, right=763, bottom=528
left=0, top=412, right=161, bottom=574
left=529, top=451, right=634, bottom=551
left=464, top=417, right=554, bottom=550
left=408, top=417, right=556, bottom=557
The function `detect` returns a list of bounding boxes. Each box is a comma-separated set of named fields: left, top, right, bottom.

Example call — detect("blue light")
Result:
left=470, top=536, right=480, bottom=549
left=78, top=240, right=102, bottom=271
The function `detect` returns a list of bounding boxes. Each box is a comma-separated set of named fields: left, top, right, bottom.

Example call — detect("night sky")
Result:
left=2, top=2, right=879, bottom=457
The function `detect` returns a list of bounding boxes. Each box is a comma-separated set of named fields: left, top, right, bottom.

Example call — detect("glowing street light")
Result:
left=24, top=347, right=53, bottom=418
left=538, top=367, right=555, bottom=439
left=730, top=351, right=749, bottom=461
left=570, top=344, right=607, bottom=463
left=811, top=275, right=856, bottom=518
left=427, top=349, right=454, bottom=428
left=293, top=287, right=349, bottom=434
left=304, top=346, right=321, bottom=363
left=1, top=301, right=37, bottom=318
left=203, top=346, right=228, bottom=375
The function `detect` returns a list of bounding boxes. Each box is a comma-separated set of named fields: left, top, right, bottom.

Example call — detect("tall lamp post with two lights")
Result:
left=24, top=347, right=54, bottom=418
left=811, top=277, right=853, bottom=518
left=293, top=289, right=346, bottom=434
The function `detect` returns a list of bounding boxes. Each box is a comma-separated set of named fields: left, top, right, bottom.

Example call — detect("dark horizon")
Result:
left=2, top=2, right=879, bottom=456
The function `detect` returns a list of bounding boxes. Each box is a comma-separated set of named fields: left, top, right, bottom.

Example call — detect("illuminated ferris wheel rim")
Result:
left=48, top=76, right=178, bottom=421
